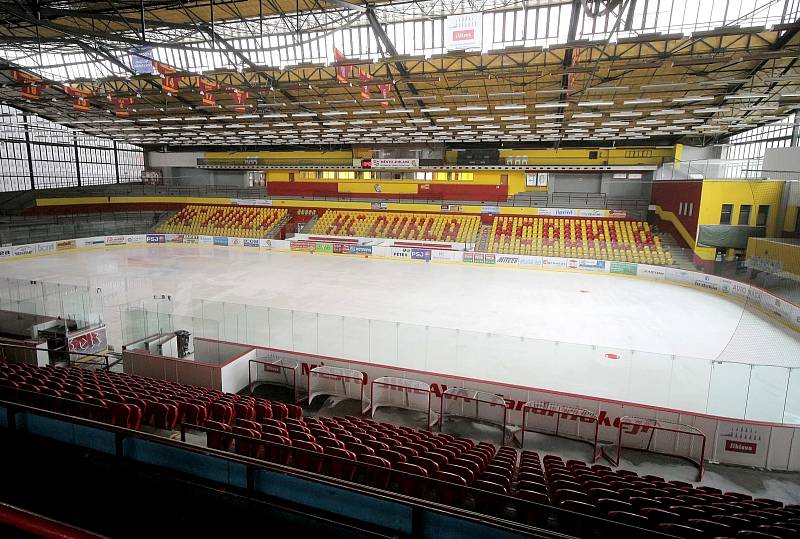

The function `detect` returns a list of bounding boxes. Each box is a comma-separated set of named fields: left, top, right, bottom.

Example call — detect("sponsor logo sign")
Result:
left=441, top=205, right=462, bottom=213
left=243, top=238, right=260, bottom=247
left=609, top=261, right=637, bottom=275
left=333, top=243, right=349, bottom=254
left=578, top=259, right=606, bottom=271
left=538, top=208, right=580, bottom=217
left=78, top=237, right=105, bottom=247
left=370, top=158, right=419, bottom=168
left=637, top=265, right=665, bottom=279
left=725, top=440, right=758, bottom=454
left=481, top=205, right=500, bottom=214
left=213, top=236, right=229, bottom=246
left=393, top=248, right=412, bottom=258
left=411, top=249, right=431, bottom=261
left=371, top=202, right=388, bottom=210
left=519, top=255, right=543, bottom=267
left=166, top=234, right=185, bottom=243
left=577, top=209, right=605, bottom=218
left=496, top=256, right=520, bottom=265
left=127, top=235, right=146, bottom=244
left=608, top=209, right=628, bottom=218
left=315, top=242, right=334, bottom=253
left=231, top=198, right=272, bottom=206
left=348, top=245, right=372, bottom=255
left=290, top=240, right=314, bottom=252
left=542, top=257, right=567, bottom=269
left=693, top=275, right=719, bottom=291
left=483, top=253, right=496, bottom=265
left=0, top=248, right=13, bottom=258
left=230, top=237, right=244, bottom=247
left=67, top=325, right=108, bottom=358
left=567, top=258, right=579, bottom=269
left=199, top=236, right=214, bottom=245
left=56, top=240, right=77, bottom=251
left=183, top=235, right=200, bottom=244
left=36, top=242, right=56, bottom=254
left=261, top=239, right=273, bottom=249
left=444, top=12, right=483, bottom=50
left=105, top=235, right=126, bottom=245
left=13, top=245, right=34, bottom=256
left=463, top=252, right=474, bottom=263
left=146, top=234, right=165, bottom=244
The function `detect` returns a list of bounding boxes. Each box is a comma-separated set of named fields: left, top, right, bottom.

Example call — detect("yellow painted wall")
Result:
left=786, top=205, right=799, bottom=233
left=499, top=147, right=675, bottom=166
left=205, top=150, right=352, bottom=162
left=746, top=238, right=800, bottom=276
left=694, top=180, right=785, bottom=261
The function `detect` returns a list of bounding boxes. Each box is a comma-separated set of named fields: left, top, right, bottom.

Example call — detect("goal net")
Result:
left=601, top=416, right=707, bottom=480
left=308, top=365, right=369, bottom=415
left=440, top=387, right=508, bottom=444
left=370, top=376, right=439, bottom=429
left=521, top=401, right=602, bottom=462
left=248, top=358, right=306, bottom=403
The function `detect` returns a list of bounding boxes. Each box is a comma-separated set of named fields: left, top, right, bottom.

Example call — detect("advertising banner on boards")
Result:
left=213, top=236, right=229, bottom=246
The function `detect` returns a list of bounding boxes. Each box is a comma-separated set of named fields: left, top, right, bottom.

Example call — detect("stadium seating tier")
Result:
left=311, top=210, right=480, bottom=243
left=157, top=205, right=288, bottom=238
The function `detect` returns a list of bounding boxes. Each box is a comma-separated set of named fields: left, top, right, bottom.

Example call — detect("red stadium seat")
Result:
left=393, top=462, right=428, bottom=497
left=292, top=440, right=325, bottom=474
left=324, top=447, right=358, bottom=481
left=358, top=454, right=392, bottom=489
left=232, top=426, right=263, bottom=458
left=204, top=420, right=233, bottom=451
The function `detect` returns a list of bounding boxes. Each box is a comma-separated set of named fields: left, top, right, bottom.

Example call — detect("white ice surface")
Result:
left=2, top=245, right=796, bottom=359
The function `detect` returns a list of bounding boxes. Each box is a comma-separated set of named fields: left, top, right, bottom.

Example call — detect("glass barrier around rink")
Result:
left=0, top=277, right=104, bottom=330
left=184, top=298, right=799, bottom=426
left=119, top=306, right=221, bottom=361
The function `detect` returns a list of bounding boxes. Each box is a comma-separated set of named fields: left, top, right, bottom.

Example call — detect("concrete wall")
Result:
left=548, top=173, right=602, bottom=193
left=763, top=147, right=800, bottom=179
left=147, top=152, right=203, bottom=168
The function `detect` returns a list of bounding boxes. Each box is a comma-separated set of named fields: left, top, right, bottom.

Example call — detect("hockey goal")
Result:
left=521, top=401, right=602, bottom=462
left=440, top=387, right=508, bottom=445
left=370, top=376, right=439, bottom=429
left=248, top=358, right=306, bottom=403
left=308, top=365, right=370, bottom=415
left=601, top=416, right=707, bottom=480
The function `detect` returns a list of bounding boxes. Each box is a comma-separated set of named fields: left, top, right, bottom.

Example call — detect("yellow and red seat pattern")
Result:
left=158, top=205, right=287, bottom=238
left=488, top=216, right=671, bottom=265
left=312, top=210, right=480, bottom=243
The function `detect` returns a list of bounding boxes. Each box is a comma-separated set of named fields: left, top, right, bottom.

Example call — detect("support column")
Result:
left=113, top=140, right=120, bottom=183
left=22, top=114, right=35, bottom=190
left=74, top=134, right=81, bottom=187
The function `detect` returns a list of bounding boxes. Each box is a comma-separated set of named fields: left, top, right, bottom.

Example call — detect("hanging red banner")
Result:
left=63, top=85, right=92, bottom=98
left=333, top=47, right=353, bottom=84
left=11, top=70, right=42, bottom=84
left=73, top=97, right=91, bottom=112
left=378, top=83, right=392, bottom=107
left=152, top=61, right=176, bottom=75
left=161, top=75, right=181, bottom=95
left=21, top=84, right=41, bottom=100
left=231, top=89, right=249, bottom=112
left=112, top=96, right=134, bottom=117
left=198, top=78, right=219, bottom=106
left=358, top=69, right=372, bottom=99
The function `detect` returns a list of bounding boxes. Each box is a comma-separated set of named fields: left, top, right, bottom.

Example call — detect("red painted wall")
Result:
left=650, top=180, right=703, bottom=248
left=266, top=181, right=509, bottom=202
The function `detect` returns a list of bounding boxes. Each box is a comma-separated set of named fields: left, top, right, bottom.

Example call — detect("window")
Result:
left=720, top=204, right=733, bottom=225
left=756, top=205, right=770, bottom=227
left=738, top=205, right=752, bottom=225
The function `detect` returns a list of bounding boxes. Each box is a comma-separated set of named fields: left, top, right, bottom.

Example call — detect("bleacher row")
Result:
left=488, top=216, right=672, bottom=264
left=0, top=361, right=300, bottom=432
left=156, top=205, right=673, bottom=265
left=311, top=210, right=480, bottom=243
left=157, top=205, right=288, bottom=238
left=2, top=361, right=798, bottom=538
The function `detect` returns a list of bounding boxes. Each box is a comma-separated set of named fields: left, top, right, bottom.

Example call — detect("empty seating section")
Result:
left=0, top=360, right=298, bottom=434
left=157, top=205, right=288, bottom=238
left=488, top=216, right=672, bottom=265
left=311, top=210, right=480, bottom=243
left=3, top=359, right=797, bottom=537
left=536, top=454, right=799, bottom=537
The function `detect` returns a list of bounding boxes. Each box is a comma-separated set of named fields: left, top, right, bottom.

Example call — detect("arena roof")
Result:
left=1, top=0, right=799, bottom=149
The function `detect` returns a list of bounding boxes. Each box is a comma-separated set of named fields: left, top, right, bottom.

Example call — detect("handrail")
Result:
left=0, top=342, right=113, bottom=370
left=0, top=503, right=107, bottom=539
left=0, top=395, right=671, bottom=538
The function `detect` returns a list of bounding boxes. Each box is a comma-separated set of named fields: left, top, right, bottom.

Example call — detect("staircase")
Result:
left=658, top=231, right=696, bottom=270
left=266, top=213, right=293, bottom=239
left=302, top=216, right=319, bottom=233
left=476, top=224, right=491, bottom=252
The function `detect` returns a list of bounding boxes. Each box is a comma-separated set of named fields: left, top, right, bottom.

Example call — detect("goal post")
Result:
left=601, top=416, right=707, bottom=480
left=370, top=376, right=439, bottom=429
left=440, top=387, right=508, bottom=445
left=308, top=365, right=370, bottom=415
left=248, top=358, right=306, bottom=404
left=521, top=401, right=601, bottom=463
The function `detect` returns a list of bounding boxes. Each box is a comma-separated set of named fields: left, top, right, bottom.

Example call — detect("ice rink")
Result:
left=1, top=244, right=798, bottom=419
